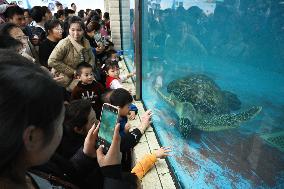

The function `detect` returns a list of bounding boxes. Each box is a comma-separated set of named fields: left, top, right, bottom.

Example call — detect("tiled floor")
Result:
left=120, top=60, right=176, bottom=189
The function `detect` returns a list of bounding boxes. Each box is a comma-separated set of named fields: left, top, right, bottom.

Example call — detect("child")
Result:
left=109, top=88, right=144, bottom=136
left=104, top=61, right=137, bottom=120
left=71, top=62, right=105, bottom=119
left=105, top=60, right=135, bottom=90
left=109, top=88, right=153, bottom=171
left=56, top=99, right=99, bottom=159
left=106, top=49, right=122, bottom=62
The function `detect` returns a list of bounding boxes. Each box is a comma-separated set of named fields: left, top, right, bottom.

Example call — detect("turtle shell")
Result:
left=167, top=74, right=229, bottom=115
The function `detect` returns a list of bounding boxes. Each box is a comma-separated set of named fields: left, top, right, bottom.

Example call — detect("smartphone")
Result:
left=97, top=103, right=119, bottom=153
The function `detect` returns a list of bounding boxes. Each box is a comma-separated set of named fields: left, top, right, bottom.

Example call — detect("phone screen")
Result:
left=99, top=105, right=118, bottom=144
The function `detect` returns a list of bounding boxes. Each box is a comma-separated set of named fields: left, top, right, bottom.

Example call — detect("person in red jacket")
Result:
left=105, top=60, right=135, bottom=90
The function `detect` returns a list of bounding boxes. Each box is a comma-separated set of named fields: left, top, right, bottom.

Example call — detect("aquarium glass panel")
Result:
left=141, top=0, right=284, bottom=188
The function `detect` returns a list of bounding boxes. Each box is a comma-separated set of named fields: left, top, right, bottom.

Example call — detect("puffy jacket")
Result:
left=48, top=35, right=95, bottom=90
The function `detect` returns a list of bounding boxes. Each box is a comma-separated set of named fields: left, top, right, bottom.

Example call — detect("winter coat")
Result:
left=48, top=35, right=95, bottom=91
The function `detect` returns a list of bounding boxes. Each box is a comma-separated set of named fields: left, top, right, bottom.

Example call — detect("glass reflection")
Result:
left=138, top=0, right=284, bottom=188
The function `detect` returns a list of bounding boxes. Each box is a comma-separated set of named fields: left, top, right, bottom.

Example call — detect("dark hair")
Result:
left=64, top=100, right=92, bottom=132
left=0, top=35, right=22, bottom=49
left=86, top=21, right=100, bottom=32
left=78, top=10, right=85, bottom=18
left=85, top=10, right=97, bottom=26
left=68, top=16, right=85, bottom=31
left=103, top=12, right=109, bottom=20
left=0, top=50, right=64, bottom=181
left=91, top=14, right=100, bottom=23
left=23, top=9, right=31, bottom=15
left=57, top=9, right=64, bottom=19
left=55, top=2, right=63, bottom=7
left=0, top=22, right=18, bottom=36
left=42, top=6, right=52, bottom=14
left=64, top=8, right=75, bottom=18
left=95, top=9, right=102, bottom=16
left=44, top=19, right=62, bottom=34
left=54, top=13, right=58, bottom=19
left=30, top=6, right=45, bottom=23
left=101, top=89, right=114, bottom=103
left=3, top=6, right=24, bottom=19
left=106, top=49, right=117, bottom=57
left=85, top=9, right=91, bottom=15
left=104, top=59, right=119, bottom=72
left=71, top=3, right=75, bottom=7
left=110, top=88, right=133, bottom=108
left=76, top=62, right=93, bottom=76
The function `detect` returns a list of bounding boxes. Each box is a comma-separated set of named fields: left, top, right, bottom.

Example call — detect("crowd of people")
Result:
left=0, top=1, right=171, bottom=189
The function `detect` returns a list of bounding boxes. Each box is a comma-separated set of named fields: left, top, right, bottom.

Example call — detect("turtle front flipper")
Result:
left=197, top=106, right=262, bottom=132
left=178, top=118, right=194, bottom=138
left=176, top=102, right=198, bottom=138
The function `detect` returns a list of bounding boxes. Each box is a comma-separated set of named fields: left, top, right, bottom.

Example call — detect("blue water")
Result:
left=142, top=56, right=284, bottom=189
left=124, top=0, right=284, bottom=188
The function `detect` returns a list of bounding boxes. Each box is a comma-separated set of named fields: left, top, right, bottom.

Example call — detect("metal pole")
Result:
left=134, top=0, right=142, bottom=100
left=119, top=0, right=123, bottom=50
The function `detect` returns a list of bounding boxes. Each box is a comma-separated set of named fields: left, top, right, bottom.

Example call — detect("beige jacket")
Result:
left=48, top=35, right=95, bottom=90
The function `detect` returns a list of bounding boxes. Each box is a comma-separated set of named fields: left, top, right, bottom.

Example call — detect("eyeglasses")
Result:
left=15, top=36, right=29, bottom=42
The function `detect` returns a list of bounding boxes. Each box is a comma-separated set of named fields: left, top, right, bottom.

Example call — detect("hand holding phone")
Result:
left=97, top=123, right=122, bottom=167
left=83, top=122, right=100, bottom=158
left=97, top=103, right=119, bottom=153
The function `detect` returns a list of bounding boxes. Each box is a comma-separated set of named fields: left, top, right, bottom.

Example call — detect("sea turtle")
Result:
left=155, top=74, right=262, bottom=138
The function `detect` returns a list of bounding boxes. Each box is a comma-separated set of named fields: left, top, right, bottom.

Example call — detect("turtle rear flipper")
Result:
left=197, top=106, right=262, bottom=132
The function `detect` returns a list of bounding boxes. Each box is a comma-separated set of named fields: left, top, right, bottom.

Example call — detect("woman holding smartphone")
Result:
left=0, top=50, right=137, bottom=189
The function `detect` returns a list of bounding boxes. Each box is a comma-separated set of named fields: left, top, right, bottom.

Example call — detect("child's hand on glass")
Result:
left=153, top=147, right=171, bottom=159
left=127, top=72, right=135, bottom=79
left=139, top=110, right=153, bottom=133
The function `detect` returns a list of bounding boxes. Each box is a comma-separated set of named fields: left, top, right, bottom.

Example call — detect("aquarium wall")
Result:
left=138, top=0, right=284, bottom=188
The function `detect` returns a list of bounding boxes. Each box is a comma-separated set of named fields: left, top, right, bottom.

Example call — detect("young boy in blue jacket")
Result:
left=109, top=88, right=138, bottom=136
